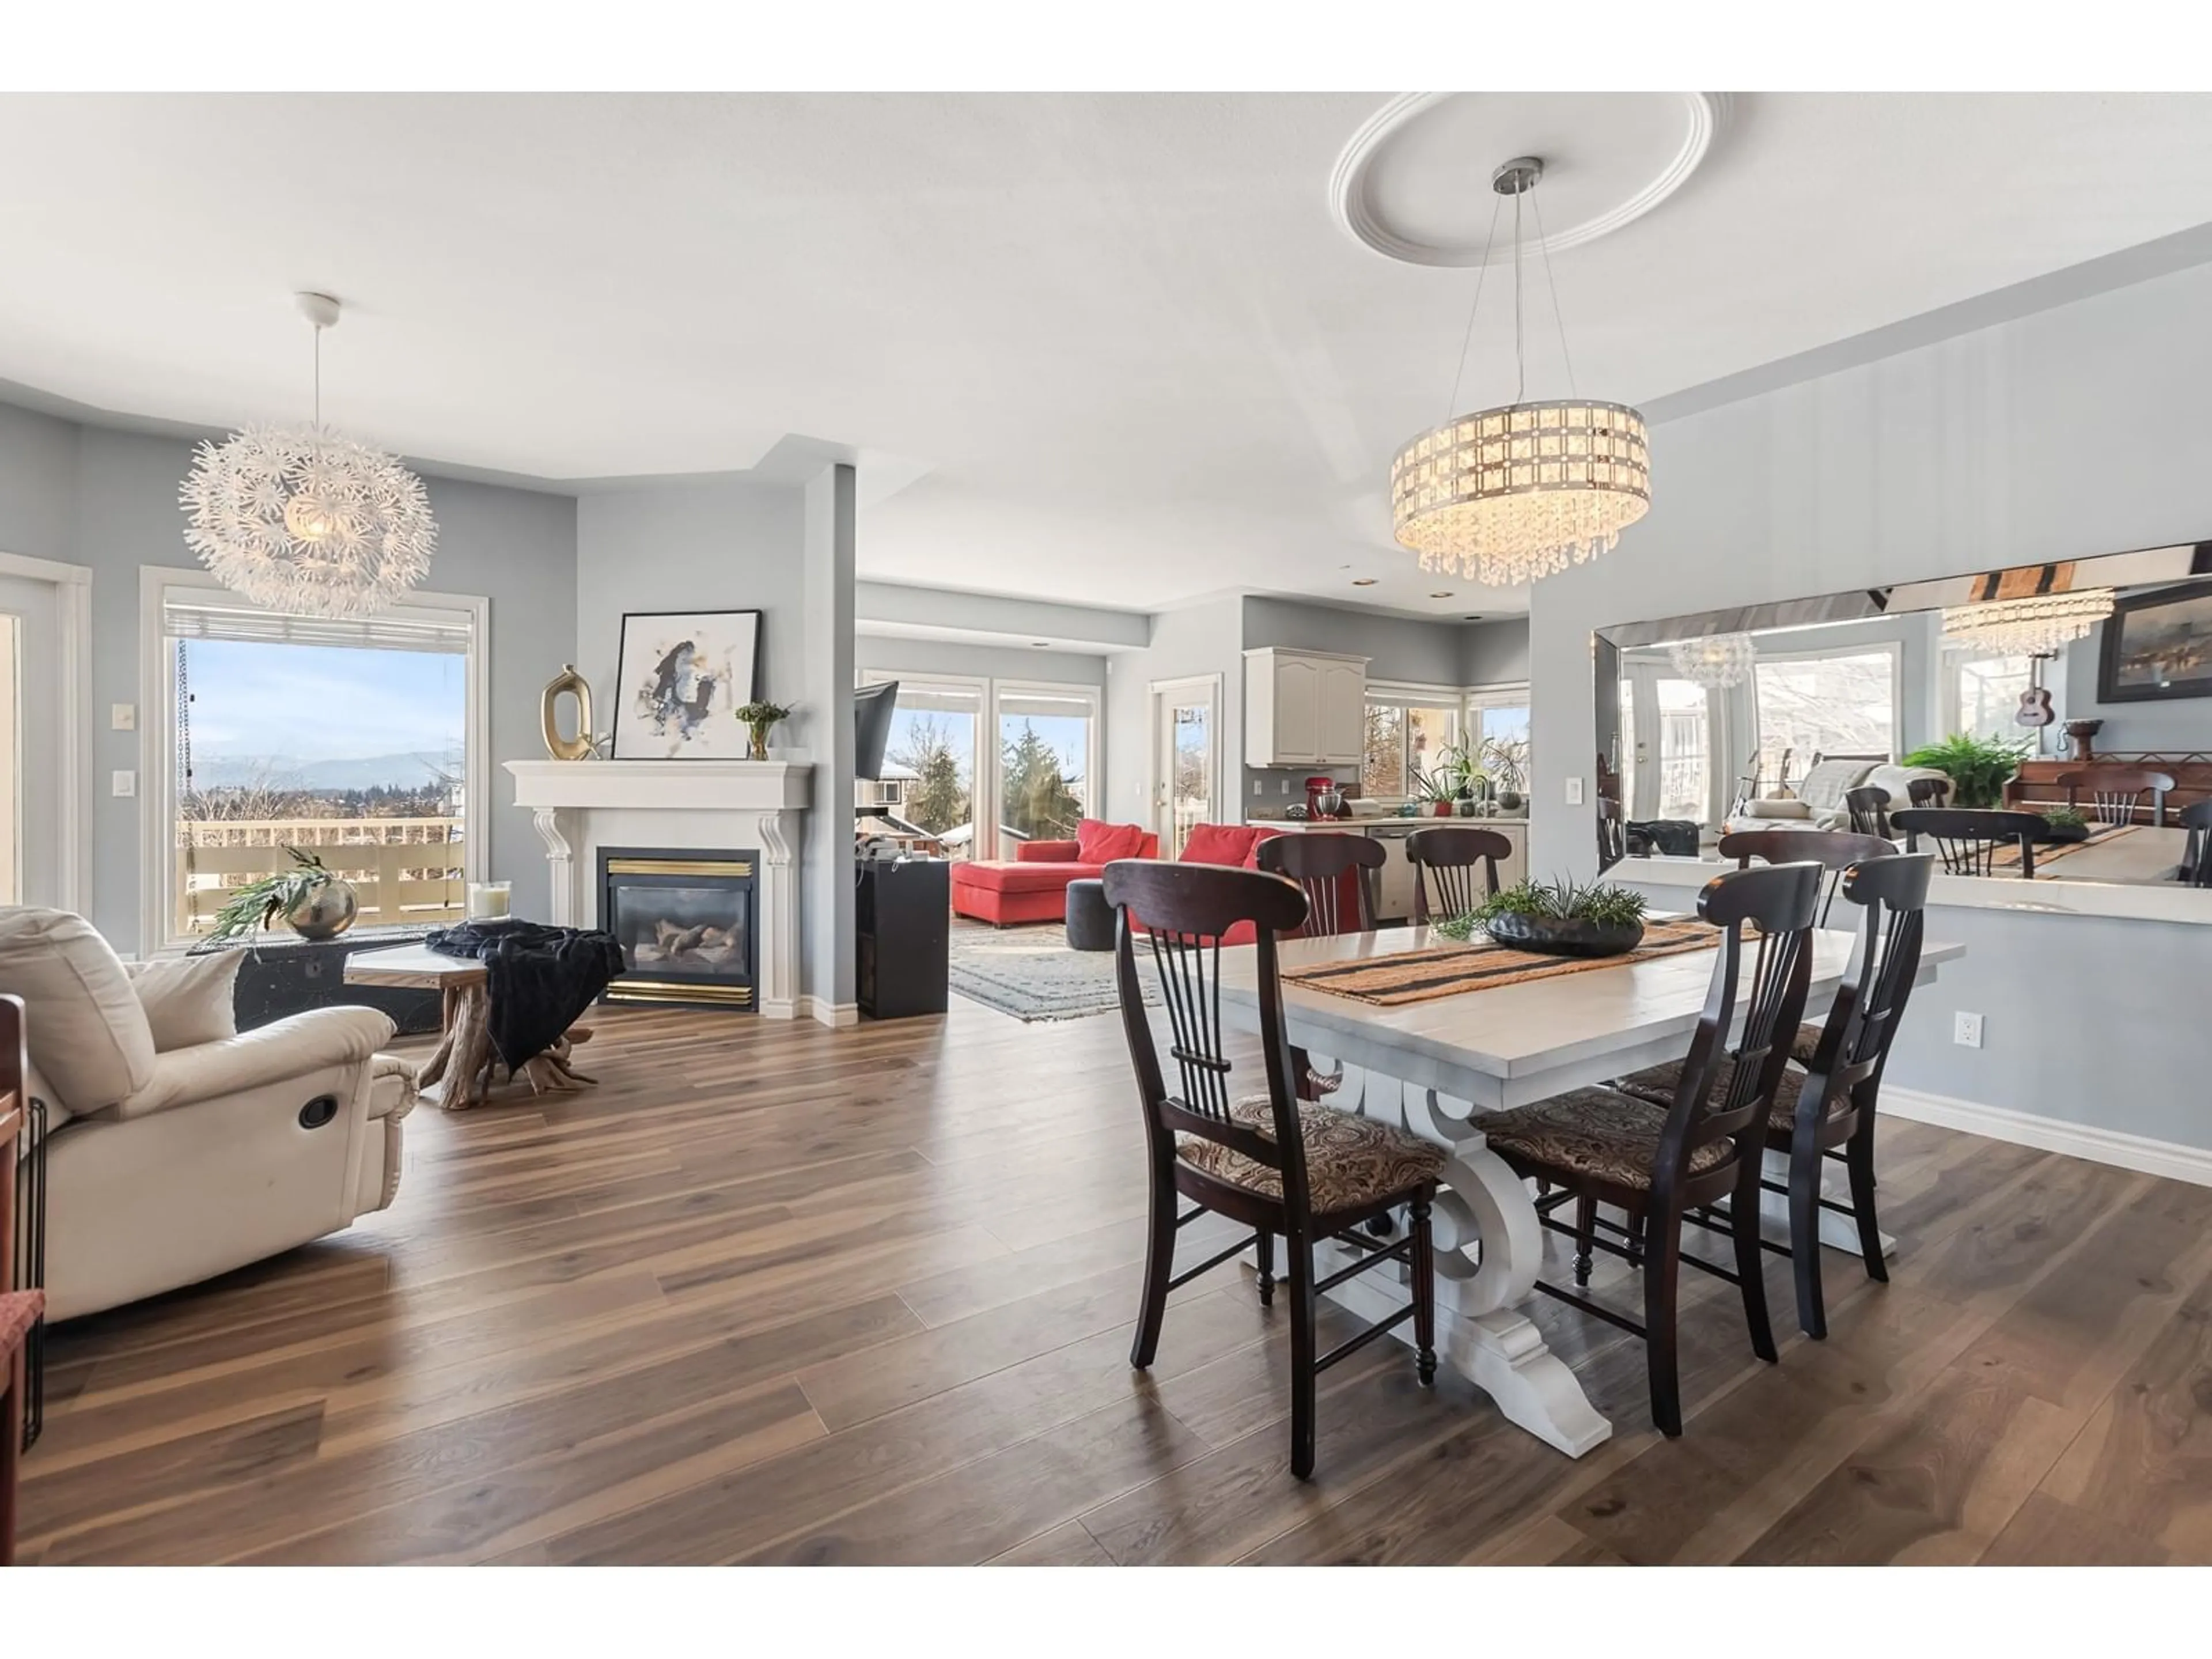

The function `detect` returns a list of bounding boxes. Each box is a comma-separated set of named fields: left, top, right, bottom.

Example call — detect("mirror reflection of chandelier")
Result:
left=1391, top=157, right=1651, bottom=588
left=1668, top=632, right=1756, bottom=689
left=1941, top=583, right=2115, bottom=657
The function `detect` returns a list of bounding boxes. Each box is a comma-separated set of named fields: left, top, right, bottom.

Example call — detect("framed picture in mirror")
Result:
left=2097, top=580, right=2212, bottom=703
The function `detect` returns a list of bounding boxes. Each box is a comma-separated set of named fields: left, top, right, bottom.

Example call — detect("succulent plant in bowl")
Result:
left=1433, top=877, right=1650, bottom=958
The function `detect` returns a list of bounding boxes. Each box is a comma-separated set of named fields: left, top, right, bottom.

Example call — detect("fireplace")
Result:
left=597, top=847, right=758, bottom=1010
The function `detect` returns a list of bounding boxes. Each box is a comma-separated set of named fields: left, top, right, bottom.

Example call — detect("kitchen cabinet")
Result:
left=1244, top=647, right=1368, bottom=767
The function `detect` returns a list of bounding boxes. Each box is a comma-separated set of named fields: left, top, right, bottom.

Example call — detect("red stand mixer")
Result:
left=1304, top=775, right=1347, bottom=819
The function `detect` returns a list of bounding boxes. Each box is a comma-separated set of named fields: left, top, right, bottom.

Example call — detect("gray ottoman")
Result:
left=1065, top=878, right=1114, bottom=952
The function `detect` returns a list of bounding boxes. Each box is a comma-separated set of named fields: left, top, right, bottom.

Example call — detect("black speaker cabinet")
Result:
left=857, top=857, right=949, bottom=1020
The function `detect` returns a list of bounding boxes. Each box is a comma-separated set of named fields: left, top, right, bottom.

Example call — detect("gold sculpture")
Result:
left=541, top=664, right=595, bottom=760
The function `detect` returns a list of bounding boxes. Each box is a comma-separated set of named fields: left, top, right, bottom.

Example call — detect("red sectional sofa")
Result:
left=949, top=819, right=1285, bottom=930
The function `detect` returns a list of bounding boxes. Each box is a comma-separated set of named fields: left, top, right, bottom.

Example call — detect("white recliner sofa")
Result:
left=1, top=907, right=416, bottom=1321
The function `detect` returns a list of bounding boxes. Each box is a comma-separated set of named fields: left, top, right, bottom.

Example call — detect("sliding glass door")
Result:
left=997, top=684, right=1096, bottom=844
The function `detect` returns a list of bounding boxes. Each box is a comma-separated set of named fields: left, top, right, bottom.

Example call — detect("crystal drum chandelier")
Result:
left=181, top=293, right=437, bottom=618
left=1391, top=158, right=1650, bottom=588
left=1941, top=590, right=2115, bottom=656
left=1668, top=632, right=1756, bottom=690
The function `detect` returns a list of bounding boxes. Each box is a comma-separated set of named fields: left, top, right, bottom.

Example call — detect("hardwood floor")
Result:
left=15, top=998, right=2211, bottom=1565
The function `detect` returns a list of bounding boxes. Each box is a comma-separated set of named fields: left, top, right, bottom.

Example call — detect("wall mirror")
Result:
left=1590, top=540, right=2212, bottom=902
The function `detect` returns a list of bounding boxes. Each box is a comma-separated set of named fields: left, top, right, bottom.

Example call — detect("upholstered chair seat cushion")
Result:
left=0, top=907, right=157, bottom=1113
left=0, top=1287, right=43, bottom=1355
left=1176, top=1095, right=1446, bottom=1216
left=1482, top=1086, right=1737, bottom=1189
left=1609, top=1057, right=1839, bottom=1128
left=1790, top=1022, right=1825, bottom=1067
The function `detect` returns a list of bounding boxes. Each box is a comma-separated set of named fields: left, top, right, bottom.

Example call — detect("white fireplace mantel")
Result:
left=505, top=759, right=814, bottom=1020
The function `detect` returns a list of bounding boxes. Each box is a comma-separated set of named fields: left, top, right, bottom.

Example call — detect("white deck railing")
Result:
left=176, top=816, right=466, bottom=935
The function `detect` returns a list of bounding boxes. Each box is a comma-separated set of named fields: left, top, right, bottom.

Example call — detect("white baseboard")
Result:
left=800, top=997, right=860, bottom=1029
left=1882, top=1086, right=2212, bottom=1189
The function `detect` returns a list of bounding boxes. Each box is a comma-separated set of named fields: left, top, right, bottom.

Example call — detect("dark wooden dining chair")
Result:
left=2, top=994, right=40, bottom=1568
left=1717, top=828, right=1896, bottom=1065
left=1256, top=832, right=1386, bottom=1101
left=1255, top=831, right=1383, bottom=937
left=1477, top=861, right=1822, bottom=1437
left=1616, top=854, right=1933, bottom=1339
left=1596, top=797, right=1627, bottom=866
left=1103, top=859, right=1445, bottom=1480
left=1406, top=825, right=1514, bottom=924
left=1904, top=777, right=1949, bottom=810
left=1842, top=784, right=1892, bottom=838
left=1891, top=807, right=2044, bottom=878
left=2181, top=800, right=2212, bottom=887
left=2057, top=765, right=2176, bottom=827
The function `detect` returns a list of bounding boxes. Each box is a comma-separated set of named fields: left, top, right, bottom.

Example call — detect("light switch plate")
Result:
left=111, top=703, right=136, bottom=731
left=111, top=770, right=137, bottom=798
left=1565, top=777, right=1585, bottom=806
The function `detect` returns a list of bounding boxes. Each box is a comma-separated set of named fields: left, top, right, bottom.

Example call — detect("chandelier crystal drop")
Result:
left=1668, top=631, right=1757, bottom=690
left=1391, top=157, right=1649, bottom=586
left=1941, top=590, right=2115, bottom=657
left=180, top=294, right=437, bottom=618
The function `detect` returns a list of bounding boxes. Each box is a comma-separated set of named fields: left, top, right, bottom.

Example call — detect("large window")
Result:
left=1948, top=647, right=2034, bottom=742
left=1469, top=684, right=1532, bottom=798
left=151, top=577, right=483, bottom=945
left=858, top=670, right=1098, bottom=859
left=1362, top=688, right=1461, bottom=799
left=1753, top=647, right=1899, bottom=790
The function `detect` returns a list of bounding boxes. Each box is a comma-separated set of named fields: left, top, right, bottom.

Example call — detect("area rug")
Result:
left=1281, top=917, right=1719, bottom=1007
left=946, top=921, right=1157, bottom=1022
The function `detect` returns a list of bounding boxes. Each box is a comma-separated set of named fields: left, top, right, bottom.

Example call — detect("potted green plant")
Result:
left=1414, top=770, right=1460, bottom=817
left=2038, top=805, right=2092, bottom=845
left=1434, top=876, right=1650, bottom=959
left=1482, top=735, right=1531, bottom=812
left=1433, top=741, right=1484, bottom=801
left=1899, top=732, right=2033, bottom=810
left=207, top=845, right=358, bottom=942
left=734, top=699, right=793, bottom=762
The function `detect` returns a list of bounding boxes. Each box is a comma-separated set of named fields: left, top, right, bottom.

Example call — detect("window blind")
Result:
left=162, top=592, right=472, bottom=654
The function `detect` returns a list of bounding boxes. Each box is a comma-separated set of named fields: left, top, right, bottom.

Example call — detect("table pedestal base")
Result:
left=1303, top=1059, right=1613, bottom=1458
left=415, top=983, right=596, bottom=1111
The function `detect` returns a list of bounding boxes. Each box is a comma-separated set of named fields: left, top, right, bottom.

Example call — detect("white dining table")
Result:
left=1213, top=921, right=1965, bottom=1457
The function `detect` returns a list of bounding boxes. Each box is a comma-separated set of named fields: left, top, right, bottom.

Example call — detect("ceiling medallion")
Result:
left=1668, top=632, right=1756, bottom=690
left=1941, top=590, right=2116, bottom=656
left=1390, top=157, right=1650, bottom=589
left=180, top=293, right=437, bottom=618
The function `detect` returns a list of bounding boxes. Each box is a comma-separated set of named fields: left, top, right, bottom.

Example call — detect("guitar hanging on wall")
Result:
left=2016, top=652, right=2057, bottom=728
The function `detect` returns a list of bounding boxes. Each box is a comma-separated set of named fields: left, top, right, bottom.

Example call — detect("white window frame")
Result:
left=139, top=566, right=489, bottom=955
left=1940, top=643, right=2037, bottom=744
left=1362, top=679, right=1465, bottom=797
left=858, top=668, right=1102, bottom=858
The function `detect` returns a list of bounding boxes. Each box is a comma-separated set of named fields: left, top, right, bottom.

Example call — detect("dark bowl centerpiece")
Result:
left=1434, top=876, right=1649, bottom=959
left=2036, top=806, right=2092, bottom=845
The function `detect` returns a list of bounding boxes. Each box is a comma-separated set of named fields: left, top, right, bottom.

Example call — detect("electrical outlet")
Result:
left=1280, top=778, right=1290, bottom=794
left=1953, top=1011, right=1984, bottom=1049
left=1252, top=778, right=1263, bottom=797
left=111, top=770, right=136, bottom=798
left=1565, top=777, right=1585, bottom=806
left=111, top=703, right=136, bottom=731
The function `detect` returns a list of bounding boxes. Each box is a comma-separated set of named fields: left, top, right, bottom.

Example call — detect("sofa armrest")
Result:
left=1015, top=840, right=1081, bottom=863
left=106, top=1005, right=399, bottom=1122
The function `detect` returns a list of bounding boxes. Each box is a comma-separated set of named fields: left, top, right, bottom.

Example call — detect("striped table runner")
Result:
left=1281, top=918, right=1720, bottom=1008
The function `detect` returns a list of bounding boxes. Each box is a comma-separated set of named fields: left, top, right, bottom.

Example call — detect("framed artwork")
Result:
left=612, top=608, right=763, bottom=758
left=2096, top=581, right=2212, bottom=703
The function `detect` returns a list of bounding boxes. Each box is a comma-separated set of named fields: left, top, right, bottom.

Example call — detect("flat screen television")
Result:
left=855, top=680, right=899, bottom=781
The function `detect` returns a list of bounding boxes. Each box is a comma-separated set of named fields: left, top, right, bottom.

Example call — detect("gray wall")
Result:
left=854, top=634, right=1107, bottom=690
left=1461, top=618, right=1531, bottom=685
left=804, top=467, right=857, bottom=1012
left=0, top=402, right=577, bottom=950
left=1530, top=255, right=2212, bottom=1148
left=2054, top=616, right=2212, bottom=752
left=1104, top=594, right=1244, bottom=827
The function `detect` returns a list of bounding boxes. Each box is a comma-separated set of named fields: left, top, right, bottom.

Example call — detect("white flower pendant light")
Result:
left=181, top=292, right=437, bottom=618
left=1391, top=158, right=1650, bottom=588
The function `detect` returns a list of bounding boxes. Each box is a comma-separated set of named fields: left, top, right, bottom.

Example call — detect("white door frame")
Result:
left=1148, top=673, right=1222, bottom=853
left=0, top=550, right=92, bottom=914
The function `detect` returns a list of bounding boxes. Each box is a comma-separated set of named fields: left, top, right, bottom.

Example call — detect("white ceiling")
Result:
left=3, top=92, right=2211, bottom=620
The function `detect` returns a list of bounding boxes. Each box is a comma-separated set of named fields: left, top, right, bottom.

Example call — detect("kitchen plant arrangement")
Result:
left=1434, top=876, right=1649, bottom=959
left=1482, top=736, right=1531, bottom=811
left=1899, top=732, right=2033, bottom=809
left=207, top=845, right=358, bottom=942
left=735, top=699, right=793, bottom=762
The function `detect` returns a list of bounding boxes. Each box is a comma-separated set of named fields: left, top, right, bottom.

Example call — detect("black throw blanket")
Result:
left=426, top=921, right=626, bottom=1070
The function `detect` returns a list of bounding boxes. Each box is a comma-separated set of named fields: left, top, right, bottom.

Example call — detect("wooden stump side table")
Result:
left=343, top=943, right=594, bottom=1110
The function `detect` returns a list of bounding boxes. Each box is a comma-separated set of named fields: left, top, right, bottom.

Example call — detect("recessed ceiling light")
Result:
left=1031, top=641, right=1051, bottom=647
left=1351, top=578, right=1377, bottom=587
left=1462, top=615, right=1484, bottom=622
left=1429, top=591, right=1453, bottom=599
